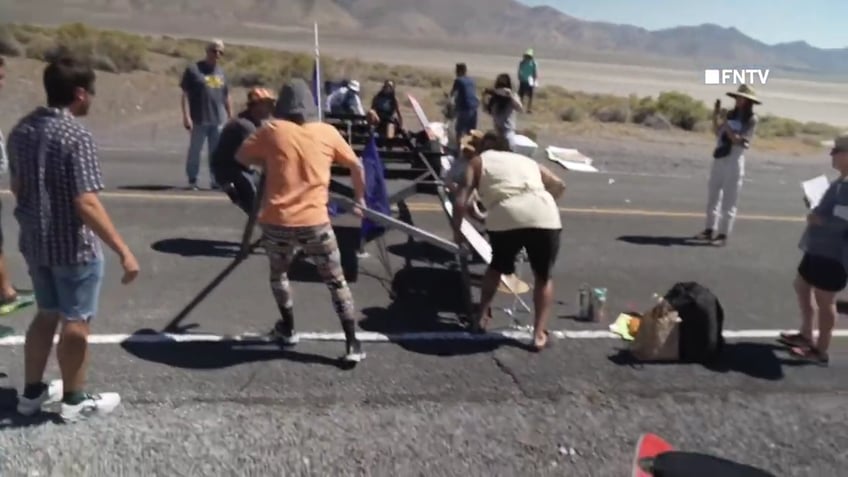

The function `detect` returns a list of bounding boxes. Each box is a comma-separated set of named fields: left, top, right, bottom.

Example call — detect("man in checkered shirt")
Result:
left=7, top=54, right=140, bottom=423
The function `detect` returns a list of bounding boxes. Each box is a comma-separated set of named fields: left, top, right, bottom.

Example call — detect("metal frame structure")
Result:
left=320, top=112, right=479, bottom=322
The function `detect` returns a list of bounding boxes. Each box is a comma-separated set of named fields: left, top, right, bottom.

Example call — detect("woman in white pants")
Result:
left=696, top=84, right=760, bottom=246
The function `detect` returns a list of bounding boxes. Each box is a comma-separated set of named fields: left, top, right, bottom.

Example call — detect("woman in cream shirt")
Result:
left=451, top=131, right=565, bottom=351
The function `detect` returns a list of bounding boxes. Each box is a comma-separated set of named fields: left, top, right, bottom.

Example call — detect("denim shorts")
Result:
left=28, top=259, right=105, bottom=321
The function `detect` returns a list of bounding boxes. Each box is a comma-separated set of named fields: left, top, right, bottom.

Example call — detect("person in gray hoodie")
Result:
left=779, top=132, right=848, bottom=365
left=237, top=78, right=367, bottom=363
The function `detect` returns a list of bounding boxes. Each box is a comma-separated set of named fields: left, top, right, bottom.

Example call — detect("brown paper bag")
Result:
left=630, top=298, right=680, bottom=361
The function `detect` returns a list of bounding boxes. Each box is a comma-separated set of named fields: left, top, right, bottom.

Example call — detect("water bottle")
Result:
left=591, top=287, right=608, bottom=323
left=577, top=283, right=591, bottom=321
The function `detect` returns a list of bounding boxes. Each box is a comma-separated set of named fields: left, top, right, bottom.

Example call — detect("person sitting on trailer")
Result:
left=369, top=80, right=403, bottom=140
left=327, top=79, right=365, bottom=116
left=210, top=87, right=276, bottom=215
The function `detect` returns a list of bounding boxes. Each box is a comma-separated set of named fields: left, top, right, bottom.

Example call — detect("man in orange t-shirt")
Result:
left=236, top=78, right=367, bottom=363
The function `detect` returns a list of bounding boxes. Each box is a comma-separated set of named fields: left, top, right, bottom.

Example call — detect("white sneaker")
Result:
left=60, top=392, right=121, bottom=423
left=17, top=379, right=63, bottom=416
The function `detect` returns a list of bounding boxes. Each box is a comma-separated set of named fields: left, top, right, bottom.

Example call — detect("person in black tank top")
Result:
left=211, top=88, right=276, bottom=215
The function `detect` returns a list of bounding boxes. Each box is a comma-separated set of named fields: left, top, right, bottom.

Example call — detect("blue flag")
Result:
left=361, top=133, right=390, bottom=238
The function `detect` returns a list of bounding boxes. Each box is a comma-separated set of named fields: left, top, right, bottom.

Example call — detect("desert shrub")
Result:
left=592, top=104, right=629, bottom=122
left=630, top=95, right=658, bottom=124
left=19, top=23, right=150, bottom=73
left=559, top=105, right=585, bottom=122
left=21, top=33, right=55, bottom=60
left=655, top=91, right=709, bottom=130
left=757, top=115, right=800, bottom=138
left=0, top=25, right=24, bottom=57
left=800, top=121, right=841, bottom=137
left=95, top=31, right=149, bottom=71
left=149, top=36, right=205, bottom=60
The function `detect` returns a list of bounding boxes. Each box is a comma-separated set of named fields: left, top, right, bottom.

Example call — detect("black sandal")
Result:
left=777, top=332, right=812, bottom=348
left=789, top=345, right=829, bottom=366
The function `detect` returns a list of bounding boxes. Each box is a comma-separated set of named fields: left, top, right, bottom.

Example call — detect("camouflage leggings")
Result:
left=260, top=222, right=356, bottom=323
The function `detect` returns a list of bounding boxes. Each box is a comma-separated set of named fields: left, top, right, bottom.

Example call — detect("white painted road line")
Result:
left=0, top=329, right=847, bottom=346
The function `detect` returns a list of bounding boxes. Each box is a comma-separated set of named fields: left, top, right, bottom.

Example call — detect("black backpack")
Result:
left=663, top=282, right=724, bottom=363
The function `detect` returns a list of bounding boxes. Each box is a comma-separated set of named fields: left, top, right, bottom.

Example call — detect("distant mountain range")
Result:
left=2, top=0, right=847, bottom=76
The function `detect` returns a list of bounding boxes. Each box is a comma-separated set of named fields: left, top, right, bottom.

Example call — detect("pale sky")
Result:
left=518, top=0, right=847, bottom=49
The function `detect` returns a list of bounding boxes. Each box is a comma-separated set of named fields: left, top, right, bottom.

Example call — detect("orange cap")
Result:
left=247, top=87, right=276, bottom=104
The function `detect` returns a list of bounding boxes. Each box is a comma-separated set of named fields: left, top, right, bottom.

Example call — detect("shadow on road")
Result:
left=117, top=184, right=181, bottom=192
left=359, top=266, right=525, bottom=356
left=152, top=238, right=246, bottom=258
left=150, top=226, right=361, bottom=281
left=617, top=235, right=715, bottom=247
left=0, top=387, right=61, bottom=429
left=607, top=342, right=813, bottom=381
left=120, top=329, right=358, bottom=371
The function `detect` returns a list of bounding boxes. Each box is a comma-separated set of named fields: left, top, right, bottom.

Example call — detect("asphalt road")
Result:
left=0, top=142, right=845, bottom=476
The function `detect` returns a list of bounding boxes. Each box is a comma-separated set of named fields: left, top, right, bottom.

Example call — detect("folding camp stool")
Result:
left=502, top=247, right=533, bottom=330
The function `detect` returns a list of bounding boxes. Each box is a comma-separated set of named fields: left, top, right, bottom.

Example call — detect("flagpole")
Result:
left=314, top=22, right=323, bottom=122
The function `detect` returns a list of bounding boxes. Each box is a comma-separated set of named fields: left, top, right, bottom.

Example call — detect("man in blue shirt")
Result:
left=180, top=39, right=232, bottom=190
left=450, top=63, right=479, bottom=141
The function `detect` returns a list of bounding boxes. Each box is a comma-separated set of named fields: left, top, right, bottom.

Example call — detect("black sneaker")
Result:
left=694, top=228, right=713, bottom=240
left=711, top=234, right=728, bottom=246
left=270, top=318, right=299, bottom=346
left=342, top=339, right=365, bottom=363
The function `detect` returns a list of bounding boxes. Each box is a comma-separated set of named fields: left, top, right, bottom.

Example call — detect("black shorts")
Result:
left=518, top=81, right=534, bottom=99
left=798, top=253, right=847, bottom=292
left=488, top=228, right=561, bottom=279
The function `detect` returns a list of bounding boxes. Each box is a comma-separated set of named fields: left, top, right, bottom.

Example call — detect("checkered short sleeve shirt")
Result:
left=7, top=107, right=105, bottom=266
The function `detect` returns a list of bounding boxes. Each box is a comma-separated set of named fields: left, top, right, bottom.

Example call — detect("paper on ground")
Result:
left=802, top=175, right=829, bottom=209
left=545, top=145, right=598, bottom=172
left=513, top=134, right=538, bottom=158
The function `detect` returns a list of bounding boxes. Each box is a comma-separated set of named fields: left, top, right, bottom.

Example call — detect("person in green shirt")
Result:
left=517, top=49, right=538, bottom=113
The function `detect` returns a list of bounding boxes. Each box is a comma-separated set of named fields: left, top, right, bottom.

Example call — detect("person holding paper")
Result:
left=695, top=84, right=760, bottom=246
left=779, top=133, right=848, bottom=366
left=451, top=131, right=565, bottom=351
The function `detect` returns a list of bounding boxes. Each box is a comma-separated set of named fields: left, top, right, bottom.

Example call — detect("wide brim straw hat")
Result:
left=726, top=84, right=761, bottom=104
